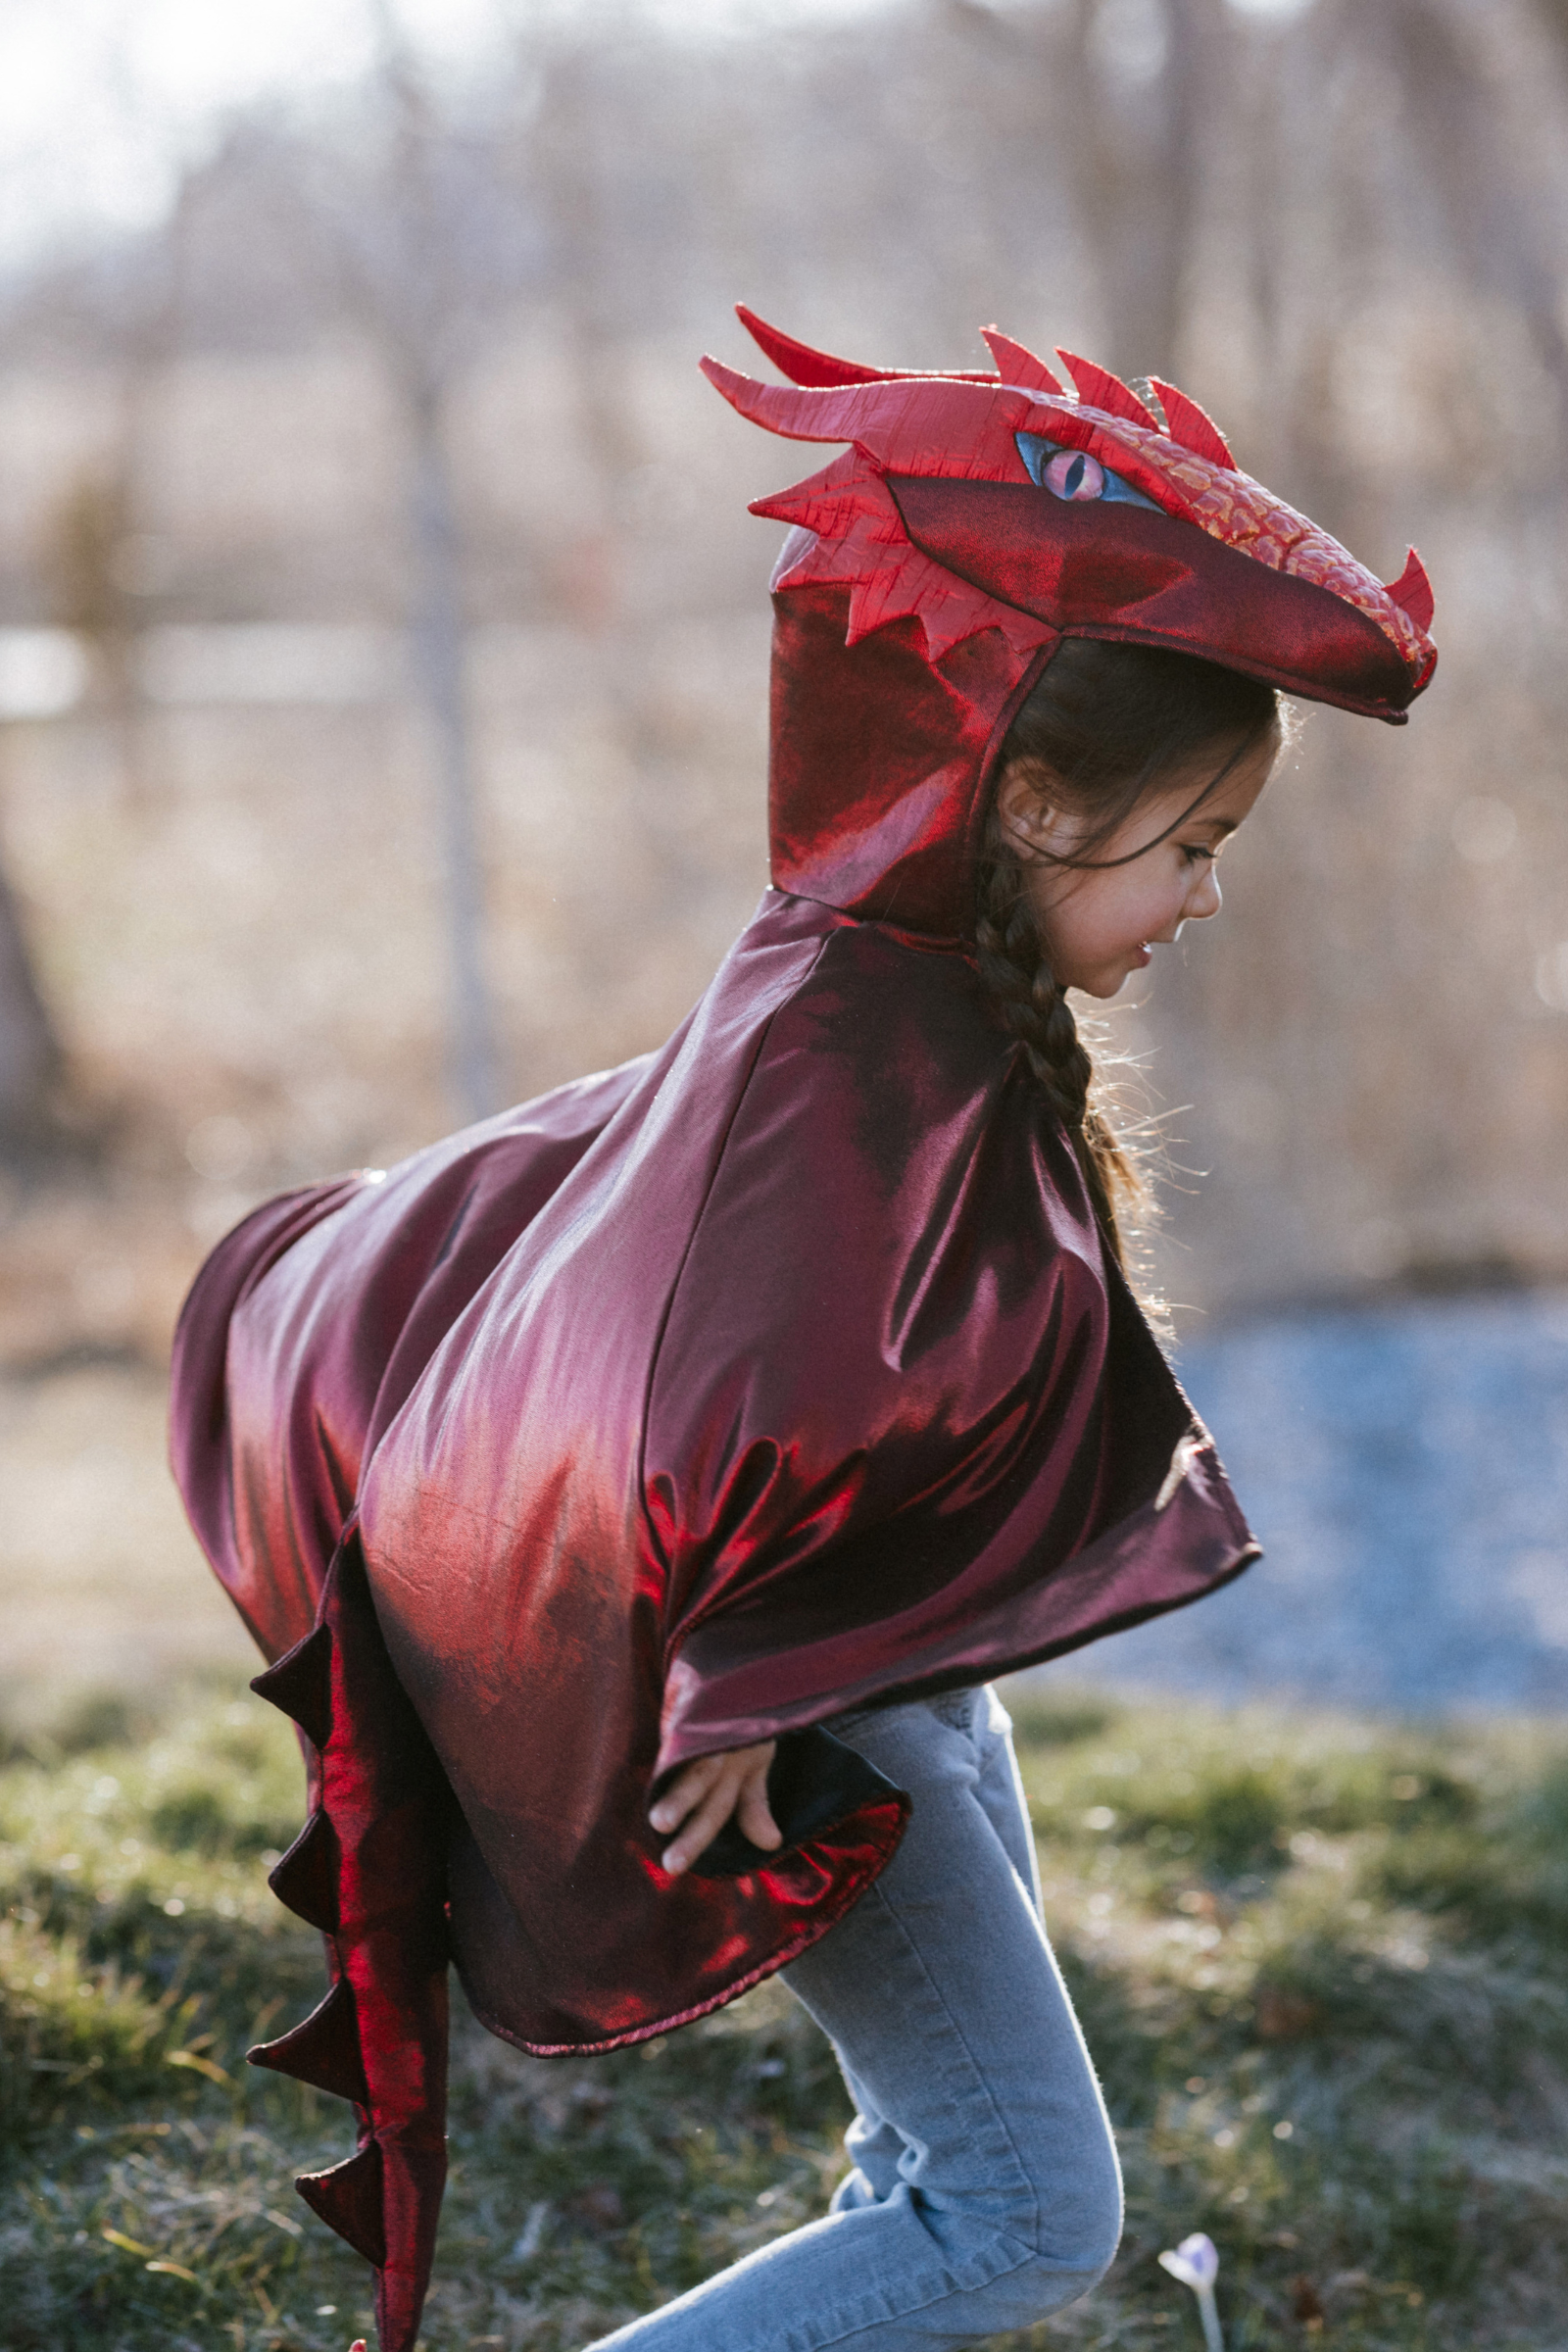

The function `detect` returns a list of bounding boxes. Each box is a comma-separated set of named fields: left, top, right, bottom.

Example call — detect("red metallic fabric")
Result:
left=174, top=889, right=1255, bottom=2038
left=170, top=313, right=1436, bottom=2346
left=713, top=310, right=1436, bottom=941
left=172, top=1065, right=649, bottom=1663
left=249, top=1538, right=450, bottom=2352
left=885, top=478, right=1416, bottom=718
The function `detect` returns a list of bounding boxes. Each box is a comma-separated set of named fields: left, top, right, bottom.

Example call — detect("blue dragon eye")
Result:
left=1016, top=431, right=1160, bottom=512
left=1046, top=449, right=1102, bottom=501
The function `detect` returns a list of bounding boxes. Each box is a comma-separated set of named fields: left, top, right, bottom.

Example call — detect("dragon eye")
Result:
left=1016, top=431, right=1162, bottom=512
left=1044, top=449, right=1104, bottom=502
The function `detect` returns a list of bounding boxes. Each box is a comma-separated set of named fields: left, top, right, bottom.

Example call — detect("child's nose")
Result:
left=1187, top=867, right=1223, bottom=921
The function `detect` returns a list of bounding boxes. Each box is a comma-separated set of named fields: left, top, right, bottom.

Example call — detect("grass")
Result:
left=2, top=1683, right=1566, bottom=2352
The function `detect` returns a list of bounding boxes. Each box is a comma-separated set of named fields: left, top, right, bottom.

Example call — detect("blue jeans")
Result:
left=586, top=1688, right=1122, bottom=2350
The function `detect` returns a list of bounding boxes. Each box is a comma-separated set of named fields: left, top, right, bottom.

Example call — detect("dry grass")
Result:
left=3, top=1681, right=1565, bottom=2351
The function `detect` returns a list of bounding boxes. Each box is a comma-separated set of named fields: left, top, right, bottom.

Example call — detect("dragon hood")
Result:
left=707, top=308, right=1437, bottom=940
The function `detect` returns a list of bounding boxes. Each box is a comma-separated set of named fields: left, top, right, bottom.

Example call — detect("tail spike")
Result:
left=252, top=1622, right=333, bottom=1752
left=735, top=304, right=996, bottom=388
left=1054, top=351, right=1160, bottom=431
left=1148, top=377, right=1237, bottom=471
left=980, top=328, right=1063, bottom=397
left=248, top=1976, right=368, bottom=2105
left=269, top=1807, right=339, bottom=1933
left=1385, top=547, right=1435, bottom=633
left=297, top=2141, right=386, bottom=2269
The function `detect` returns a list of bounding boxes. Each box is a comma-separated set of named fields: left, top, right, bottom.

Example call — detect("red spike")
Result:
left=252, top=1621, right=333, bottom=1751
left=736, top=305, right=901, bottom=388
left=297, top=2140, right=386, bottom=2268
left=701, top=357, right=871, bottom=444
left=980, top=328, right=1063, bottom=397
left=1148, top=377, right=1236, bottom=471
left=1385, top=546, right=1435, bottom=633
left=1054, top=350, right=1160, bottom=430
left=269, top=1807, right=339, bottom=1933
left=702, top=357, right=1019, bottom=458
left=249, top=1976, right=368, bottom=2104
left=732, top=306, right=997, bottom=387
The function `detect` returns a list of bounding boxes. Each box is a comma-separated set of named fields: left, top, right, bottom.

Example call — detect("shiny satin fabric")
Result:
left=247, top=1537, right=451, bottom=2352
left=172, top=890, right=1257, bottom=2341
left=171, top=1060, right=650, bottom=1663
left=767, top=591, right=1052, bottom=938
left=886, top=477, right=1419, bottom=720
left=175, top=885, right=1257, bottom=2052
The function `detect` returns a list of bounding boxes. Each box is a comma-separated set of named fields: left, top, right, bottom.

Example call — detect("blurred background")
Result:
left=0, top=0, right=1563, bottom=1724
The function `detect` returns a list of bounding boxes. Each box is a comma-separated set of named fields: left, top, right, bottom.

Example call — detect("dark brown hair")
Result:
left=974, top=638, right=1283, bottom=1263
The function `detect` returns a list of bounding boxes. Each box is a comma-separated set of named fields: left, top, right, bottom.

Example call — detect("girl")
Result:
left=171, top=312, right=1436, bottom=2352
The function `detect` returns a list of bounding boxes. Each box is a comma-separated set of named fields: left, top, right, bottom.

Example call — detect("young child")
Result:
left=171, top=311, right=1436, bottom=2352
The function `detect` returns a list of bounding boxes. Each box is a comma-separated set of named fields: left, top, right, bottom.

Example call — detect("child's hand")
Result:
left=649, top=1741, right=781, bottom=1877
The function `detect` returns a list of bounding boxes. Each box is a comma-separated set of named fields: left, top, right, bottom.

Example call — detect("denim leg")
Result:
left=823, top=1688, right=1049, bottom=2222
left=583, top=1689, right=1121, bottom=2352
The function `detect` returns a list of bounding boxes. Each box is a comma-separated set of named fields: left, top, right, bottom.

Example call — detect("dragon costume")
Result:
left=170, top=311, right=1436, bottom=2349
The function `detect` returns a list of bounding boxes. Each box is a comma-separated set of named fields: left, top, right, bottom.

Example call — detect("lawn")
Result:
left=3, top=1680, right=1566, bottom=2352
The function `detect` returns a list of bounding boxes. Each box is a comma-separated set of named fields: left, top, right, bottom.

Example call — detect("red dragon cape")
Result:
left=170, top=311, right=1435, bottom=2349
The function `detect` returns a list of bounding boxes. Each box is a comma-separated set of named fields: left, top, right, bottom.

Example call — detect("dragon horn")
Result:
left=1385, top=547, right=1435, bottom=633
left=1054, top=350, right=1161, bottom=430
left=1148, top=377, right=1237, bottom=471
left=980, top=328, right=1064, bottom=397
left=734, top=306, right=997, bottom=387
left=702, top=356, right=910, bottom=444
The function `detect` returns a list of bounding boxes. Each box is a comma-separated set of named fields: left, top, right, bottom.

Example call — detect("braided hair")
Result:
left=974, top=639, right=1283, bottom=1265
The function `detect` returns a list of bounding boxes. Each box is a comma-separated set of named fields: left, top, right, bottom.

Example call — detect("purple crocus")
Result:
left=1158, top=2231, right=1224, bottom=2351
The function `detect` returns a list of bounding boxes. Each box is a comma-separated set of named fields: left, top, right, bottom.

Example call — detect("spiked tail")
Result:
left=1385, top=547, right=1435, bottom=634
left=249, top=1977, right=368, bottom=2104
left=267, top=1805, right=338, bottom=1933
left=252, top=1620, right=333, bottom=1750
left=248, top=1534, right=452, bottom=2352
left=298, top=2142, right=386, bottom=2268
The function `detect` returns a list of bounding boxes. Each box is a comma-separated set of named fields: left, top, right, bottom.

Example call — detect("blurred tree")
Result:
left=0, top=862, right=61, bottom=1152
left=267, top=0, right=540, bottom=1123
left=360, top=0, right=501, bottom=1123
left=47, top=471, right=145, bottom=793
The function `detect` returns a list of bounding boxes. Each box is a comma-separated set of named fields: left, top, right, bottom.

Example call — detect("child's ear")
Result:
left=995, top=762, right=1069, bottom=862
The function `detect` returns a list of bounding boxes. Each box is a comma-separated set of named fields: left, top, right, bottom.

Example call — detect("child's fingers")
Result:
left=736, top=1758, right=782, bottom=1852
left=648, top=1753, right=722, bottom=1837
left=649, top=1741, right=780, bottom=1875
left=661, top=1773, right=743, bottom=1876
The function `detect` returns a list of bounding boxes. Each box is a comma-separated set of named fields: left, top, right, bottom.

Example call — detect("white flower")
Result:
left=1158, top=2231, right=1224, bottom=2350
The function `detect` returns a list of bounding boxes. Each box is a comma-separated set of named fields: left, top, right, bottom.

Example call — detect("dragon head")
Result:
left=705, top=309, right=1436, bottom=941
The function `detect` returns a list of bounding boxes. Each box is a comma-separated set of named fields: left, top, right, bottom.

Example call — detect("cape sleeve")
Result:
left=642, top=918, right=1255, bottom=1775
